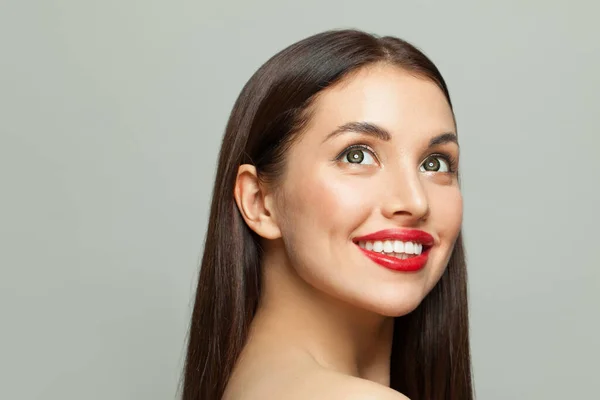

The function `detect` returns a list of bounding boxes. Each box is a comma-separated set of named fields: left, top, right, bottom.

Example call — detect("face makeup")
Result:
left=353, top=229, right=435, bottom=272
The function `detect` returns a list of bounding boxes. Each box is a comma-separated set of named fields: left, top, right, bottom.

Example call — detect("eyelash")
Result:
left=434, top=152, right=459, bottom=173
left=335, top=143, right=459, bottom=173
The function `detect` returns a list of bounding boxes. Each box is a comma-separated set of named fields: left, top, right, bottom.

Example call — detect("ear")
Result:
left=233, top=164, right=282, bottom=240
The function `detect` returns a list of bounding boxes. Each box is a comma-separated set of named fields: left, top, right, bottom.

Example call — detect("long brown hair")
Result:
left=181, top=29, right=473, bottom=400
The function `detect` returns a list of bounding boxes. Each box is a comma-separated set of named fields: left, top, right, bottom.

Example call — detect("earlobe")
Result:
left=233, top=164, right=282, bottom=240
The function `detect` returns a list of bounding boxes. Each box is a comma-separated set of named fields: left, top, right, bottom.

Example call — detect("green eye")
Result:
left=346, top=149, right=364, bottom=163
left=340, top=146, right=377, bottom=165
left=420, top=155, right=450, bottom=172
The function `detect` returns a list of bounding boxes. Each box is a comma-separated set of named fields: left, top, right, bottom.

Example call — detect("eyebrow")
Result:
left=323, top=121, right=459, bottom=148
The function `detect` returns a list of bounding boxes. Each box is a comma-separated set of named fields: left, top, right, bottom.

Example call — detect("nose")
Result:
left=380, top=169, right=430, bottom=223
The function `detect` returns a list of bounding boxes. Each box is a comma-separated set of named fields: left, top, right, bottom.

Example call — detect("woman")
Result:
left=182, top=29, right=473, bottom=400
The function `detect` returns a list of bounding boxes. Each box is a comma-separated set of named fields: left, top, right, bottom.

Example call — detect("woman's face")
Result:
left=272, top=64, right=462, bottom=316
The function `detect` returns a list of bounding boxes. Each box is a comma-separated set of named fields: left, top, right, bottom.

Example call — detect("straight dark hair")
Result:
left=181, top=29, right=473, bottom=400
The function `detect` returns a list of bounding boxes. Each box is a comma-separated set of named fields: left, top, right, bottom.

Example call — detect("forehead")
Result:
left=305, top=64, right=455, bottom=140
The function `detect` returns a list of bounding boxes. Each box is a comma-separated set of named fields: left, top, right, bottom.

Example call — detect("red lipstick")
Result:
left=353, top=229, right=434, bottom=272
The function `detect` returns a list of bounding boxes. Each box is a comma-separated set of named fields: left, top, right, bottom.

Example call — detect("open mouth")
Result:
left=351, top=228, right=434, bottom=272
left=354, top=239, right=432, bottom=259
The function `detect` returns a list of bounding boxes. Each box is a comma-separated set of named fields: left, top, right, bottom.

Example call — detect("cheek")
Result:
left=428, top=185, right=463, bottom=238
left=423, top=186, right=462, bottom=293
left=283, top=168, right=373, bottom=233
left=275, top=167, right=377, bottom=288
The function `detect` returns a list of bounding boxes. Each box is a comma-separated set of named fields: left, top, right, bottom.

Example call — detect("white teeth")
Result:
left=358, top=239, right=427, bottom=256
left=383, top=240, right=394, bottom=253
left=393, top=240, right=404, bottom=253
left=373, top=241, right=384, bottom=253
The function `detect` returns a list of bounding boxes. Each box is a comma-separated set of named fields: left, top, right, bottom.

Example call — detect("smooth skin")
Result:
left=226, top=63, right=462, bottom=399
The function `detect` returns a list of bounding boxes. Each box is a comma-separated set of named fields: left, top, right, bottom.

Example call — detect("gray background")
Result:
left=1, top=1, right=598, bottom=399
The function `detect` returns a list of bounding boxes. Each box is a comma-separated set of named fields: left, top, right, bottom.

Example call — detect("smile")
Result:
left=357, top=240, right=424, bottom=259
left=352, top=229, right=434, bottom=272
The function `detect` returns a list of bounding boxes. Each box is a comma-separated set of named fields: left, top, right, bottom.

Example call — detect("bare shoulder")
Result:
left=225, top=363, right=409, bottom=400
left=308, top=371, right=411, bottom=400
left=223, top=330, right=409, bottom=400
left=341, top=379, right=410, bottom=399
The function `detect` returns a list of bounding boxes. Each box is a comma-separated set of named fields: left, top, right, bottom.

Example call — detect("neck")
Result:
left=250, top=244, right=395, bottom=385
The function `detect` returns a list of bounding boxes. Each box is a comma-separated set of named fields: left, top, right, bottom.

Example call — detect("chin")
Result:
left=370, top=298, right=424, bottom=318
left=357, top=285, right=430, bottom=318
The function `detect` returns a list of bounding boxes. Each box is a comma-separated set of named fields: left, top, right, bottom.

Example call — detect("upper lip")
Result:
left=353, top=228, right=435, bottom=246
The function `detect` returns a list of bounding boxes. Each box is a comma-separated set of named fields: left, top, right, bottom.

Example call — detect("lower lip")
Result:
left=357, top=246, right=430, bottom=272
